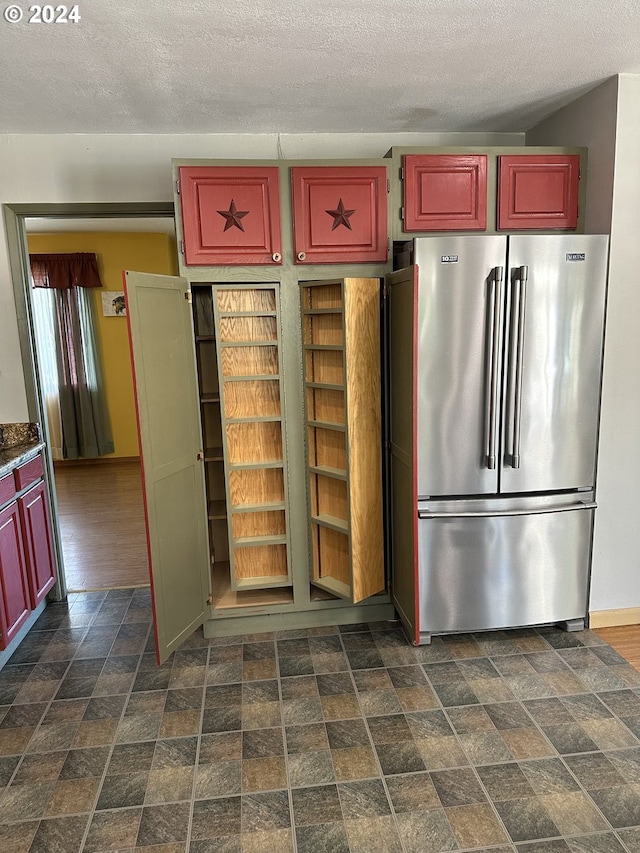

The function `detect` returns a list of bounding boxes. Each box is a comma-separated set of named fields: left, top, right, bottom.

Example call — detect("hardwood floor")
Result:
left=53, top=460, right=150, bottom=591
left=593, top=624, right=640, bottom=671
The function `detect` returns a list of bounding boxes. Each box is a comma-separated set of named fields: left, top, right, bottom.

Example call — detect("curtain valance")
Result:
left=30, top=253, right=103, bottom=289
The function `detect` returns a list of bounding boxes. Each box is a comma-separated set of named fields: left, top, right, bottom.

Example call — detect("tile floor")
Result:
left=0, top=589, right=639, bottom=852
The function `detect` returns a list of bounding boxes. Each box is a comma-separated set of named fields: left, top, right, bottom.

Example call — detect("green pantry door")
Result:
left=124, top=271, right=211, bottom=664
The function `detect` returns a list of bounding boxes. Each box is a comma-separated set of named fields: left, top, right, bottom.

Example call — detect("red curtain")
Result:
left=30, top=253, right=102, bottom=289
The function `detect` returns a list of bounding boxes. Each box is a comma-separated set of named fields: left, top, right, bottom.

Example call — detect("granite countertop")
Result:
left=0, top=422, right=44, bottom=480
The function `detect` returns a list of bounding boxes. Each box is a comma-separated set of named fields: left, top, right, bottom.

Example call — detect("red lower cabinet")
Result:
left=0, top=501, right=31, bottom=649
left=19, top=480, right=56, bottom=608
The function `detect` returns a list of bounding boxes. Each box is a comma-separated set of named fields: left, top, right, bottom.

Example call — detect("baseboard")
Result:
left=54, top=457, right=140, bottom=466
left=588, top=606, right=640, bottom=628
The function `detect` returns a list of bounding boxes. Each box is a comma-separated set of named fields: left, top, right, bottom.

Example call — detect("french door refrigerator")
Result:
left=387, top=234, right=608, bottom=645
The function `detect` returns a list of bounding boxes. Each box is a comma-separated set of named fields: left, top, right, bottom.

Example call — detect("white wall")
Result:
left=0, top=130, right=522, bottom=423
left=527, top=74, right=640, bottom=614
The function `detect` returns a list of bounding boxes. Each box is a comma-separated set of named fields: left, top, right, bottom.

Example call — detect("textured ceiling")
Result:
left=2, top=0, right=639, bottom=134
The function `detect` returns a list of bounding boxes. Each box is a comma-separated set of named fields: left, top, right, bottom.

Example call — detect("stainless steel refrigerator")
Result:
left=386, top=234, right=608, bottom=645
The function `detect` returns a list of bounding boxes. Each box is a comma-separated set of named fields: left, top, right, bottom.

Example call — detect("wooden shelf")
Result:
left=219, top=340, right=278, bottom=348
left=201, top=393, right=221, bottom=404
left=303, top=308, right=344, bottom=316
left=218, top=311, right=277, bottom=318
left=208, top=500, right=227, bottom=520
left=233, top=534, right=288, bottom=547
left=225, top=415, right=282, bottom=425
left=205, top=446, right=224, bottom=462
left=308, top=419, right=346, bottom=432
left=311, top=514, right=348, bottom=533
left=229, top=461, right=284, bottom=471
left=196, top=334, right=216, bottom=342
left=307, top=381, right=345, bottom=391
left=231, top=501, right=286, bottom=514
left=311, top=575, right=351, bottom=601
left=211, top=561, right=293, bottom=610
left=235, top=575, right=291, bottom=591
left=309, top=464, right=347, bottom=481
left=304, top=344, right=344, bottom=352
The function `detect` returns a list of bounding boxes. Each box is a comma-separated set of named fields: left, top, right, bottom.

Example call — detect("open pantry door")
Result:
left=123, top=271, right=211, bottom=664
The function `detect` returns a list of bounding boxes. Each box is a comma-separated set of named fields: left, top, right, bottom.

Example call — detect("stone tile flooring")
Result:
left=0, top=589, right=639, bottom=852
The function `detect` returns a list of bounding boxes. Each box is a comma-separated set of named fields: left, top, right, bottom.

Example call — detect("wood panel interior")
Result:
left=308, top=426, right=347, bottom=473
left=304, top=313, right=343, bottom=346
left=231, top=510, right=286, bottom=539
left=229, top=467, right=285, bottom=508
left=193, top=286, right=215, bottom=337
left=210, top=519, right=229, bottom=562
left=220, top=345, right=279, bottom=377
left=201, top=400, right=223, bottom=449
left=305, top=349, right=344, bottom=385
left=311, top=524, right=350, bottom=586
left=303, top=282, right=343, bottom=309
left=205, top=462, right=227, bottom=502
left=225, top=421, right=283, bottom=465
left=223, top=380, right=281, bottom=419
left=219, top=315, right=278, bottom=342
left=217, top=288, right=277, bottom=314
left=306, top=387, right=345, bottom=426
left=233, top=544, right=288, bottom=579
left=310, top=473, right=348, bottom=523
left=197, top=342, right=219, bottom=396
left=212, top=283, right=290, bottom=592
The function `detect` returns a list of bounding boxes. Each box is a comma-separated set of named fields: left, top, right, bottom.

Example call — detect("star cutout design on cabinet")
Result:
left=217, top=199, right=249, bottom=232
left=325, top=198, right=356, bottom=231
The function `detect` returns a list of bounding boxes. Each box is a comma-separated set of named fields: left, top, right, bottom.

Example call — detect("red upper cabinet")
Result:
left=179, top=166, right=283, bottom=265
left=498, top=154, right=580, bottom=230
left=403, top=154, right=487, bottom=231
left=291, top=166, right=388, bottom=264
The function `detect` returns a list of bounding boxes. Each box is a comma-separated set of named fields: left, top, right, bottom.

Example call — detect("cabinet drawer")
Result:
left=0, top=472, right=16, bottom=508
left=14, top=454, right=44, bottom=491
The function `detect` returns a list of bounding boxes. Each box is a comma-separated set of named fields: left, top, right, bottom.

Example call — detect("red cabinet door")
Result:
left=179, top=166, right=283, bottom=265
left=0, top=501, right=31, bottom=649
left=291, top=166, right=388, bottom=263
left=498, top=154, right=580, bottom=230
left=403, top=154, right=487, bottom=231
left=19, top=481, right=56, bottom=608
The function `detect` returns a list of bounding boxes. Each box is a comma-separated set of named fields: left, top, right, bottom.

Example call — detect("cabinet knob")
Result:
left=272, top=252, right=282, bottom=263
left=297, top=252, right=306, bottom=262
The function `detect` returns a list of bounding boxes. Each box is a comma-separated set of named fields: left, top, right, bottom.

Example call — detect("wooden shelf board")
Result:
left=309, top=464, right=347, bottom=481
left=311, top=576, right=351, bottom=601
left=201, top=394, right=221, bottom=404
left=233, top=534, right=287, bottom=547
left=208, top=500, right=227, bottom=520
left=225, top=416, right=282, bottom=425
left=221, top=374, right=281, bottom=383
left=196, top=335, right=216, bottom=342
left=233, top=575, right=291, bottom=591
left=311, top=514, right=348, bottom=533
left=306, top=381, right=345, bottom=391
left=204, top=446, right=224, bottom=462
left=211, top=561, right=293, bottom=610
left=219, top=340, right=278, bottom=348
left=304, top=344, right=345, bottom=352
left=307, top=419, right=346, bottom=433
left=231, top=501, right=286, bottom=514
left=218, top=311, right=278, bottom=318
left=303, top=308, right=344, bottom=316
left=228, top=461, right=284, bottom=471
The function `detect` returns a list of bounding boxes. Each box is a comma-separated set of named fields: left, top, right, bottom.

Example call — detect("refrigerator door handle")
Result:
left=511, top=265, right=528, bottom=468
left=418, top=501, right=597, bottom=519
left=484, top=266, right=503, bottom=469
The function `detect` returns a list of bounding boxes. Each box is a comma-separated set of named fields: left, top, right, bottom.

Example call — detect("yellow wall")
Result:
left=27, top=231, right=178, bottom=458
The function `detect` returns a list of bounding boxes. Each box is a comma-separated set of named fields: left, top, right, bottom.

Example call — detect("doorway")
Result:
left=6, top=205, right=176, bottom=594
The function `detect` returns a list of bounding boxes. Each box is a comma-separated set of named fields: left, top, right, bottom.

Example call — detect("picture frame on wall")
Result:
left=101, top=291, right=126, bottom=316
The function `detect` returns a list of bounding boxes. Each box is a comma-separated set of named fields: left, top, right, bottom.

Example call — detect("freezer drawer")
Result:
left=417, top=503, right=594, bottom=634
